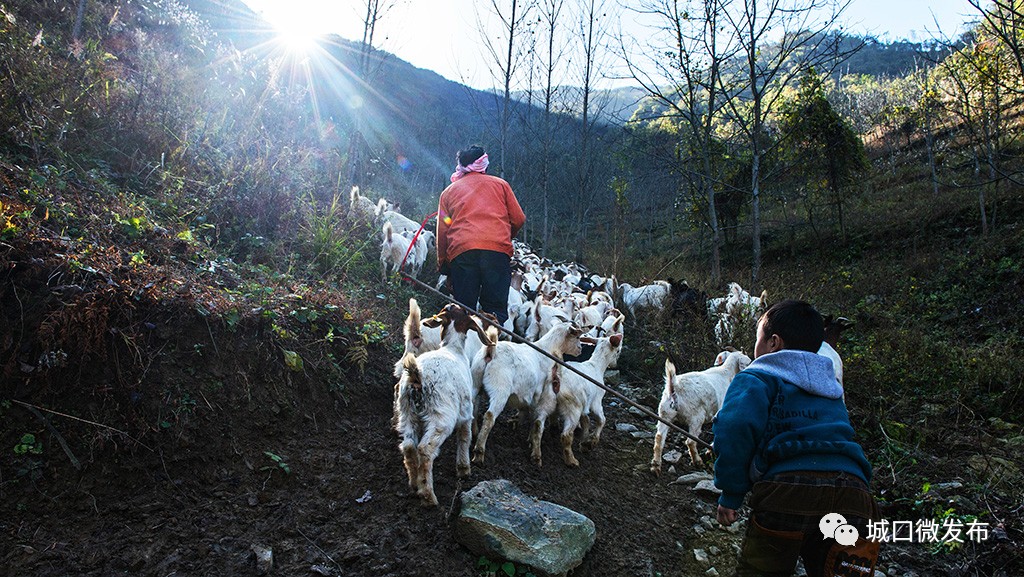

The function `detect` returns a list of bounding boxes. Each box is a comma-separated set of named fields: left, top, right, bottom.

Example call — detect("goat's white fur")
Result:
left=394, top=306, right=488, bottom=506
left=380, top=222, right=429, bottom=280
left=470, top=322, right=583, bottom=467
left=650, top=350, right=751, bottom=473
left=554, top=333, right=623, bottom=467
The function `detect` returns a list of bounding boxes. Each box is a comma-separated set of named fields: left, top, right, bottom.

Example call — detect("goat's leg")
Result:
left=400, top=436, right=420, bottom=494
left=530, top=390, right=559, bottom=467
left=416, top=422, right=453, bottom=507
left=583, top=403, right=606, bottom=451
left=686, top=423, right=704, bottom=466
left=473, top=392, right=510, bottom=464
left=455, top=419, right=472, bottom=478
left=559, top=407, right=582, bottom=468
left=650, top=420, right=671, bottom=475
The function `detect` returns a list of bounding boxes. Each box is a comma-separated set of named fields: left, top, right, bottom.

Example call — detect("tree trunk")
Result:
left=73, top=0, right=88, bottom=41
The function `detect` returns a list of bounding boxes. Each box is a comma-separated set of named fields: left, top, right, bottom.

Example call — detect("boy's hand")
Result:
left=717, top=505, right=738, bottom=526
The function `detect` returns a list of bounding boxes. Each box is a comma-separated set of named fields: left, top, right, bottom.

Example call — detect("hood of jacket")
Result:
left=745, top=349, right=842, bottom=399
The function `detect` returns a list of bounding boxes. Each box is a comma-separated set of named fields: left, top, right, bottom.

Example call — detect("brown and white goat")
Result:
left=394, top=304, right=490, bottom=506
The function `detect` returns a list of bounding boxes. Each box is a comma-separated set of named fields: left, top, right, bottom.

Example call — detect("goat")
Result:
left=470, top=322, right=584, bottom=467
left=650, top=349, right=752, bottom=473
left=376, top=199, right=423, bottom=236
left=392, top=298, right=489, bottom=379
left=554, top=333, right=624, bottom=467
left=349, top=186, right=377, bottom=223
left=395, top=304, right=491, bottom=506
left=820, top=315, right=854, bottom=387
left=380, top=222, right=428, bottom=281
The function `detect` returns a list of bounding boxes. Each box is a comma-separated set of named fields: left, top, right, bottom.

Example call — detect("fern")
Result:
left=345, top=341, right=369, bottom=373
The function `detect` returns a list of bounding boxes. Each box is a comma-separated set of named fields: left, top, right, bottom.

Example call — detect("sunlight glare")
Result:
left=259, top=6, right=322, bottom=55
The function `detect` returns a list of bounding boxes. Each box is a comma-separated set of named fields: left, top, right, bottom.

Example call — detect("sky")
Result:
left=241, top=0, right=975, bottom=90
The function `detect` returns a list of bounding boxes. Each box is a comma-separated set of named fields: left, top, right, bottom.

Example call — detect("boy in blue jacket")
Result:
left=713, top=299, right=879, bottom=577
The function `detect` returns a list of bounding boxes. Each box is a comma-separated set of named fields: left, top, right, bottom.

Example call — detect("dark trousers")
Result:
left=448, top=250, right=511, bottom=326
left=736, top=471, right=880, bottom=577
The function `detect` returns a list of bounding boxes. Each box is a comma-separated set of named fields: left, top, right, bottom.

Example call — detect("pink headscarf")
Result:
left=450, top=153, right=489, bottom=182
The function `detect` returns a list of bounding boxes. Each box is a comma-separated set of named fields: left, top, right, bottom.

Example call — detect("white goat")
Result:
left=618, top=280, right=672, bottom=320
left=524, top=296, right=574, bottom=341
left=349, top=186, right=377, bottom=223
left=819, top=315, right=854, bottom=388
left=554, top=333, right=623, bottom=467
left=395, top=304, right=490, bottom=506
left=380, top=222, right=428, bottom=280
left=471, top=322, right=583, bottom=467
left=650, top=349, right=752, bottom=473
left=376, top=200, right=423, bottom=235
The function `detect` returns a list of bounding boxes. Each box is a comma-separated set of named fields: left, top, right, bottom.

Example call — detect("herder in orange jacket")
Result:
left=437, top=145, right=525, bottom=326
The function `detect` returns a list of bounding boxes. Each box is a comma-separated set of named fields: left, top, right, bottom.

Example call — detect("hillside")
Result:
left=2, top=1, right=1023, bottom=577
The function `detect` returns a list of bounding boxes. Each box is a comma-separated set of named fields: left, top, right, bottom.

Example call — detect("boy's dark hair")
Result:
left=760, top=299, right=824, bottom=353
left=458, top=145, right=485, bottom=167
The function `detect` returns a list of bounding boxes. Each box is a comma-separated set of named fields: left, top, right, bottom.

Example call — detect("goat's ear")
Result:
left=467, top=318, right=491, bottom=343
left=609, top=333, right=623, bottom=348
left=422, top=312, right=446, bottom=328
left=579, top=336, right=597, bottom=345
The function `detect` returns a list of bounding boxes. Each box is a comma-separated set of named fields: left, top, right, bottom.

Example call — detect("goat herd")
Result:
left=351, top=186, right=850, bottom=507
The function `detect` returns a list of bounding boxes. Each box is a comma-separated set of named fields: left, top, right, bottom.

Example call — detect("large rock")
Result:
left=456, top=479, right=596, bottom=577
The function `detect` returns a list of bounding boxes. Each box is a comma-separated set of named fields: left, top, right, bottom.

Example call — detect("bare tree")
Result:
left=718, top=0, right=852, bottom=282
left=479, top=0, right=537, bottom=178
left=624, top=0, right=736, bottom=284
left=535, top=0, right=568, bottom=255
left=347, top=0, right=398, bottom=188
left=569, top=0, right=617, bottom=255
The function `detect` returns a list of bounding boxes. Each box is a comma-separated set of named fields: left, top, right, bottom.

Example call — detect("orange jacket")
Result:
left=436, top=172, right=526, bottom=266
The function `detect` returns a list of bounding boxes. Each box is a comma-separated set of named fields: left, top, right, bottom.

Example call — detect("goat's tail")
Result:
left=383, top=221, right=393, bottom=243
left=484, top=326, right=499, bottom=362
left=350, top=185, right=360, bottom=205
left=376, top=197, right=388, bottom=217
left=405, top=298, right=422, bottom=347
left=402, top=352, right=422, bottom=390
left=664, top=358, right=676, bottom=394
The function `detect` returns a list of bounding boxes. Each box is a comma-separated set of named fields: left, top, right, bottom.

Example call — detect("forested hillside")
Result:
left=1, top=1, right=1022, bottom=576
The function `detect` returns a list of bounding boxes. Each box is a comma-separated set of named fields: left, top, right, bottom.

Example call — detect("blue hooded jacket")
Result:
left=712, top=350, right=872, bottom=510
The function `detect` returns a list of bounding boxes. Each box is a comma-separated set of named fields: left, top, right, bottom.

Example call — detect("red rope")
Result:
left=398, top=211, right=439, bottom=280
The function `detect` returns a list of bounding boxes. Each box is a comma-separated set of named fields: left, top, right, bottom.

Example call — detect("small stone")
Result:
left=615, top=423, right=639, bottom=432
left=699, top=516, right=716, bottom=530
left=708, top=545, right=720, bottom=556
left=671, top=472, right=713, bottom=485
left=667, top=465, right=677, bottom=475
left=630, top=431, right=655, bottom=439
left=694, top=480, right=722, bottom=496
left=873, top=570, right=887, bottom=577
left=251, top=544, right=273, bottom=574
left=706, top=568, right=719, bottom=577
left=663, top=450, right=684, bottom=464
left=693, top=525, right=706, bottom=536
left=693, top=549, right=709, bottom=564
